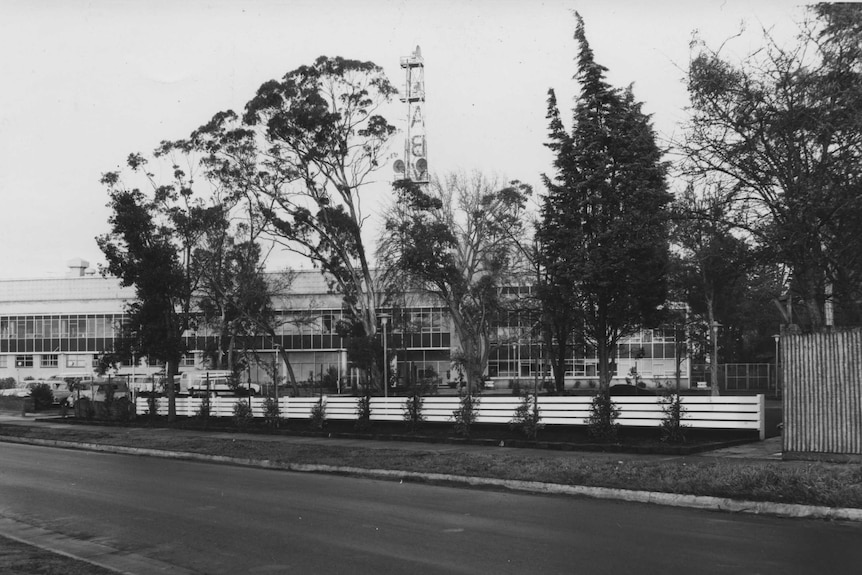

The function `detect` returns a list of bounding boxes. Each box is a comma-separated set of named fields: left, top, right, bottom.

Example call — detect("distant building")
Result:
left=0, top=260, right=690, bottom=389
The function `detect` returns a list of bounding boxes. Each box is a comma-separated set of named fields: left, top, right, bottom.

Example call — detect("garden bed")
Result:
left=55, top=413, right=759, bottom=456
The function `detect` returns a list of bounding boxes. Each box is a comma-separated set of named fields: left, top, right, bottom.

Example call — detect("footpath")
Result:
left=0, top=413, right=859, bottom=524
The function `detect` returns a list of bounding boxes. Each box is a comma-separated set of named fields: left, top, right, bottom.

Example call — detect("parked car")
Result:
left=179, top=371, right=261, bottom=397
left=0, top=385, right=31, bottom=398
left=44, top=378, right=73, bottom=405
left=0, top=380, right=71, bottom=404
left=609, top=384, right=657, bottom=396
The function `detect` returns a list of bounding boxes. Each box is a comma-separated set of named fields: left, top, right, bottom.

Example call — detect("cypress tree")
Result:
left=537, top=13, right=672, bottom=391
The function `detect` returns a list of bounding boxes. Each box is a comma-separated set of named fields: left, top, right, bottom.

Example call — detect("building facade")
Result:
left=0, top=260, right=690, bottom=390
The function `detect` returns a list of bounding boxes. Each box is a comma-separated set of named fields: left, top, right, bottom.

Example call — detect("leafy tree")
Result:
left=156, top=124, right=304, bottom=397
left=195, top=228, right=302, bottom=396
left=683, top=4, right=862, bottom=329
left=97, top=152, right=222, bottom=421
left=381, top=172, right=532, bottom=393
left=671, top=183, right=754, bottom=394
left=537, top=14, right=672, bottom=391
left=671, top=182, right=786, bottom=381
left=182, top=57, right=397, bottom=387
left=240, top=56, right=397, bottom=377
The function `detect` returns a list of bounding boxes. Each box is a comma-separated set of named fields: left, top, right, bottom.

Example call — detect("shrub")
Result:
left=659, top=392, right=688, bottom=443
left=233, top=399, right=253, bottom=429
left=403, top=392, right=425, bottom=433
left=109, top=397, right=133, bottom=421
left=0, top=377, right=16, bottom=389
left=586, top=390, right=620, bottom=442
left=510, top=394, right=543, bottom=440
left=511, top=380, right=521, bottom=396
left=354, top=392, right=372, bottom=432
left=625, top=366, right=644, bottom=389
left=452, top=394, right=480, bottom=438
left=196, top=394, right=212, bottom=420
left=74, top=397, right=95, bottom=420
left=30, top=383, right=54, bottom=411
left=146, top=395, right=157, bottom=418
left=263, top=397, right=281, bottom=428
left=309, top=398, right=326, bottom=430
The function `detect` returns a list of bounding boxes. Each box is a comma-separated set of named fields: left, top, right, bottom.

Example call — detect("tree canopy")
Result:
left=184, top=55, right=399, bottom=385
left=381, top=173, right=531, bottom=392
left=97, top=152, right=224, bottom=419
left=683, top=3, right=862, bottom=329
left=537, top=13, right=672, bottom=390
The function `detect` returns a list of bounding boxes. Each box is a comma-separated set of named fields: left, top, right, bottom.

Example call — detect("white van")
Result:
left=115, top=373, right=164, bottom=395
left=179, top=371, right=261, bottom=397
left=66, top=379, right=130, bottom=406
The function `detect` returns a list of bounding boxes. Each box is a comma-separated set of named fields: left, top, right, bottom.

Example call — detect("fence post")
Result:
left=757, top=394, right=766, bottom=441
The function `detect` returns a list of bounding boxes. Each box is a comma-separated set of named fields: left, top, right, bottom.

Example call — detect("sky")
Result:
left=0, top=0, right=804, bottom=279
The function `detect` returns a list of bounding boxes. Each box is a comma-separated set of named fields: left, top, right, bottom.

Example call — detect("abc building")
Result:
left=0, top=259, right=690, bottom=390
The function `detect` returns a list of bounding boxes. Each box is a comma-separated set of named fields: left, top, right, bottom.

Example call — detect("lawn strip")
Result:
left=2, top=423, right=860, bottom=509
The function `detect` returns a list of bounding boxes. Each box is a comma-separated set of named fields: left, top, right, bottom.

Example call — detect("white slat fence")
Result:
left=137, top=394, right=765, bottom=439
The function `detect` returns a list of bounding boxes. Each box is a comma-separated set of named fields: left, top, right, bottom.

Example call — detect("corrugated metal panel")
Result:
left=783, top=328, right=862, bottom=456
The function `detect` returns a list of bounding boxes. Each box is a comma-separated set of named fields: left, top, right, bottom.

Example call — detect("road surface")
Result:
left=0, top=442, right=858, bottom=574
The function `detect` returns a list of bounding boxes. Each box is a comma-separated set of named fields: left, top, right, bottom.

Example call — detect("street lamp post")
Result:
left=711, top=321, right=722, bottom=396
left=772, top=334, right=780, bottom=396
left=379, top=314, right=391, bottom=398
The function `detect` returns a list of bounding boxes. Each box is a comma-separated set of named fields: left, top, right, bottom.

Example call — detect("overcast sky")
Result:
left=0, top=0, right=803, bottom=279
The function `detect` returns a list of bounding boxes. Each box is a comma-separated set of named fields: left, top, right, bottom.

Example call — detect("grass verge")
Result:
left=1, top=420, right=860, bottom=509
left=0, top=535, right=117, bottom=575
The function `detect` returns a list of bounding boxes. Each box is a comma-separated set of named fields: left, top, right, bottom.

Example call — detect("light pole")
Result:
left=711, top=321, right=722, bottom=396
left=379, top=313, right=391, bottom=398
left=772, top=334, right=780, bottom=396
left=511, top=342, right=518, bottom=391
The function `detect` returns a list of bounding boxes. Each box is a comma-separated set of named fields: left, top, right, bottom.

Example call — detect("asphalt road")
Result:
left=0, top=442, right=859, bottom=574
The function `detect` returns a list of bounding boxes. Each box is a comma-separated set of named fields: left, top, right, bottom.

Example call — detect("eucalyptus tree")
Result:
left=194, top=231, right=302, bottom=396
left=380, top=172, right=532, bottom=394
left=187, top=56, right=399, bottom=385
left=241, top=57, right=398, bottom=344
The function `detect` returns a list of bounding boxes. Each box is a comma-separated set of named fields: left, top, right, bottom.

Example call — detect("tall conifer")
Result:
left=537, top=14, right=671, bottom=390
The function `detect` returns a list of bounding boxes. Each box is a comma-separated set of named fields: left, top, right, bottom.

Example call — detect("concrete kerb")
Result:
left=0, top=515, right=195, bottom=575
left=3, top=434, right=861, bottom=523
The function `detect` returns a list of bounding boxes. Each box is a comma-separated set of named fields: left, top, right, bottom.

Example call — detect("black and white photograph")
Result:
left=1, top=1, right=860, bottom=573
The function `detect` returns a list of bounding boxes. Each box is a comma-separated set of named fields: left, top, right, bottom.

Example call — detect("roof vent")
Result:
left=66, top=258, right=90, bottom=278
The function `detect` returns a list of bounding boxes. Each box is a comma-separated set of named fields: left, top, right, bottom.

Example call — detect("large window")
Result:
left=66, top=355, right=89, bottom=368
left=15, top=355, right=33, bottom=368
left=41, top=354, right=58, bottom=368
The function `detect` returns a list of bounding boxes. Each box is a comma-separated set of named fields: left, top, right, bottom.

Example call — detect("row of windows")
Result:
left=186, top=308, right=450, bottom=338
left=490, top=324, right=683, bottom=347
left=3, top=311, right=681, bottom=348
left=487, top=358, right=680, bottom=379
left=0, top=315, right=123, bottom=340
left=0, top=354, right=98, bottom=369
